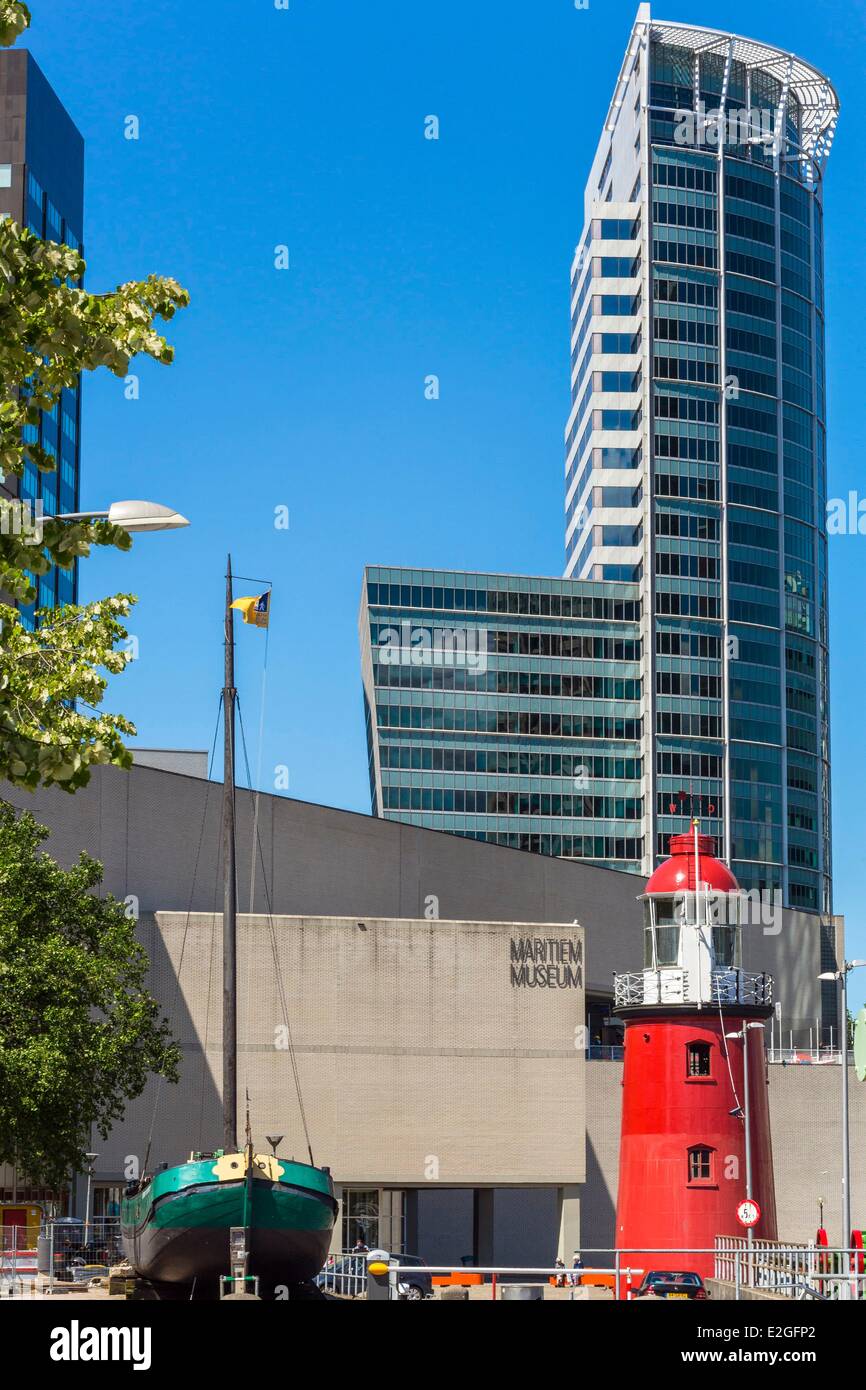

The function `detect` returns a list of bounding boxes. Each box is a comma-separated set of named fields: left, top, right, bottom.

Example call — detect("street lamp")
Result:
left=83, top=1152, right=99, bottom=1247
left=56, top=499, right=189, bottom=532
left=818, top=959, right=866, bottom=1271
left=725, top=1022, right=766, bottom=1255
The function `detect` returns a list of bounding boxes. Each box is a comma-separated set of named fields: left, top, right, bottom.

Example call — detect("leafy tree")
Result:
left=0, top=2, right=29, bottom=47
left=0, top=801, right=179, bottom=1188
left=0, top=593, right=136, bottom=791
left=0, top=2, right=189, bottom=791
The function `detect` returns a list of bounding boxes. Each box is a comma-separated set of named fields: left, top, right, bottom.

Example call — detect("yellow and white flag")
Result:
left=230, top=591, right=271, bottom=629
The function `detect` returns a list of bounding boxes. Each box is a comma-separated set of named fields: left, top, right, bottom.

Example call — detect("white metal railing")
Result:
left=613, top=971, right=643, bottom=1006
left=614, top=970, right=692, bottom=1006
left=767, top=1047, right=842, bottom=1065
left=358, top=1244, right=842, bottom=1301
left=316, top=1253, right=369, bottom=1298
left=614, top=967, right=772, bottom=1009
left=711, top=969, right=772, bottom=1006
left=714, top=1236, right=866, bottom=1300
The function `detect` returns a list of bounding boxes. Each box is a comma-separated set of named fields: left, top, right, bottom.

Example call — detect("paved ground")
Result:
left=3, top=1276, right=616, bottom=1302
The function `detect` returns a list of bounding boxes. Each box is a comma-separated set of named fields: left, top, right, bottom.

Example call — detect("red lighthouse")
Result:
left=614, top=826, right=777, bottom=1283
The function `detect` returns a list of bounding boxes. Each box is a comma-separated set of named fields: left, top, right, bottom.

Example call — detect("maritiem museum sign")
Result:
left=133, top=913, right=587, bottom=1189
left=510, top=936, right=583, bottom=990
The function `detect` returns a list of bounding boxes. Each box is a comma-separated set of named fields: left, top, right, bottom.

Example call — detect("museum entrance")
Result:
left=340, top=1187, right=406, bottom=1253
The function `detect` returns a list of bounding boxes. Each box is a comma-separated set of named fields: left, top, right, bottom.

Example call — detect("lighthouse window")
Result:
left=712, top=925, right=740, bottom=967
left=654, top=897, right=679, bottom=925
left=687, top=1146, right=713, bottom=1182
left=644, top=924, right=654, bottom=967
left=655, top=926, right=680, bottom=966
left=687, top=1041, right=712, bottom=1077
left=653, top=898, right=681, bottom=964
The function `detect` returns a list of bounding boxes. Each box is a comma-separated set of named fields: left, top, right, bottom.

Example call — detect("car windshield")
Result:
left=647, top=1271, right=700, bottom=1285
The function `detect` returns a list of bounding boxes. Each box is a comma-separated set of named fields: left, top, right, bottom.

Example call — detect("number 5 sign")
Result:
left=737, top=1198, right=761, bottom=1228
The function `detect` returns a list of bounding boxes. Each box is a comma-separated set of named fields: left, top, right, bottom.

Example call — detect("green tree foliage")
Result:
left=0, top=594, right=136, bottom=790
left=0, top=5, right=189, bottom=791
left=0, top=801, right=179, bottom=1187
left=0, top=2, right=30, bottom=48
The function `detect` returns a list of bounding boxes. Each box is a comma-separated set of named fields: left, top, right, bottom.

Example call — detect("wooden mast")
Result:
left=222, top=555, right=238, bottom=1151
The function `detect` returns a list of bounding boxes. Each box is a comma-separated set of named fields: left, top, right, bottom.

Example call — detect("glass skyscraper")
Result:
left=0, top=49, right=84, bottom=622
left=563, top=7, right=836, bottom=912
left=360, top=8, right=837, bottom=917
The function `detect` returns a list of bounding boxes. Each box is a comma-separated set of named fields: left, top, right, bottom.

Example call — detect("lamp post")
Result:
left=725, top=1021, right=765, bottom=1267
left=83, top=1152, right=99, bottom=1247
left=56, top=499, right=189, bottom=532
left=818, top=959, right=866, bottom=1280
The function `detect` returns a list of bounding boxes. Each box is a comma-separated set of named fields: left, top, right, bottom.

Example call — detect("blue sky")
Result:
left=21, top=0, right=866, bottom=984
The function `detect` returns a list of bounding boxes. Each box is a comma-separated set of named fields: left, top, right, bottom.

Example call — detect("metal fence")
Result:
left=0, top=1218, right=124, bottom=1297
left=714, top=1236, right=866, bottom=1300
left=316, top=1253, right=369, bottom=1298
left=767, top=1047, right=842, bottom=1065
left=368, top=1244, right=866, bottom=1301
left=4, top=1229, right=862, bottom=1302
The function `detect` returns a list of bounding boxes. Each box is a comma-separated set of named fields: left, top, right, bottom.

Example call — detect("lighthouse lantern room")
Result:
left=614, top=824, right=777, bottom=1282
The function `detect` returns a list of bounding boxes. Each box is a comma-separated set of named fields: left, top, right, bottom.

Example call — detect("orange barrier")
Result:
left=432, top=1272, right=484, bottom=1286
left=549, top=1272, right=616, bottom=1289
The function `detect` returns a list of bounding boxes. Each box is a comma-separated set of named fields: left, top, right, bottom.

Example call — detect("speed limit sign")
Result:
left=737, top=1198, right=761, bottom=1228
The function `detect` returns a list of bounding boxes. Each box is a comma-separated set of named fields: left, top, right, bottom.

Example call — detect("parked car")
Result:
left=396, top=1254, right=433, bottom=1300
left=635, top=1270, right=708, bottom=1300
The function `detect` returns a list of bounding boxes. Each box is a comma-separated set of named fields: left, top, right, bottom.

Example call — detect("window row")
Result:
left=374, top=668, right=642, bottom=699
left=382, top=787, right=643, bottom=818
left=367, top=585, right=640, bottom=619
left=377, top=707, right=644, bottom=739
left=379, top=747, right=643, bottom=779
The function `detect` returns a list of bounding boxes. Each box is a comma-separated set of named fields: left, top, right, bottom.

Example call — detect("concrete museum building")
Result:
left=2, top=758, right=860, bottom=1266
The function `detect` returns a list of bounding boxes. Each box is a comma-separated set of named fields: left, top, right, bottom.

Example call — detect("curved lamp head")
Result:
left=107, top=500, right=189, bottom=532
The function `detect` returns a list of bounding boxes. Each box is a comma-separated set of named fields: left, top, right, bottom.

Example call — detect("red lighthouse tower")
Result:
left=614, top=826, right=777, bottom=1283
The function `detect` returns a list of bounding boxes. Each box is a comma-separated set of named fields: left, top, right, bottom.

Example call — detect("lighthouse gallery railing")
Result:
left=614, top=968, right=773, bottom=1009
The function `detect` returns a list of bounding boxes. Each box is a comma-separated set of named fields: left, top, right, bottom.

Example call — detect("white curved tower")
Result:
left=564, top=6, right=837, bottom=926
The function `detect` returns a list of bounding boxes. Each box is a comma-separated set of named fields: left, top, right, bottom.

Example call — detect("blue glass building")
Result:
left=359, top=9, right=836, bottom=921
left=564, top=7, right=835, bottom=913
left=0, top=49, right=84, bottom=620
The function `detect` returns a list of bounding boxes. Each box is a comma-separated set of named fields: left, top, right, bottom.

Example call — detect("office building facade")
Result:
left=564, top=7, right=836, bottom=912
left=360, top=566, right=645, bottom=872
left=0, top=49, right=84, bottom=619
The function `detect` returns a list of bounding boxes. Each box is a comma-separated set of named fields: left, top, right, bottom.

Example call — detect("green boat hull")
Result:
left=122, top=1157, right=337, bottom=1288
